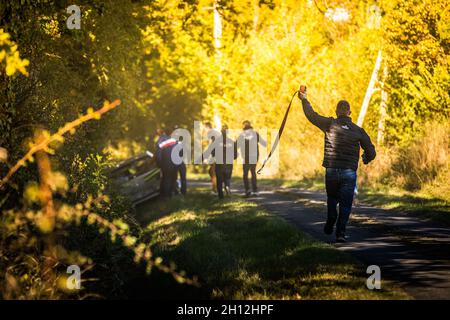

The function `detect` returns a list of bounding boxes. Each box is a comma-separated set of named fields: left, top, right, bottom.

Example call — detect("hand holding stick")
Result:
left=298, top=85, right=307, bottom=100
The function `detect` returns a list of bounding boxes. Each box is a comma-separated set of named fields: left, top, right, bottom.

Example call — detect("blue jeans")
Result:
left=325, top=168, right=357, bottom=236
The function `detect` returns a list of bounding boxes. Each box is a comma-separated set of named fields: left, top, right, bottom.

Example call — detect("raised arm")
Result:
left=359, top=128, right=376, bottom=164
left=301, top=98, right=332, bottom=132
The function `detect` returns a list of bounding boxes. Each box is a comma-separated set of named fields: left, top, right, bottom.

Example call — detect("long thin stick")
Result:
left=257, top=91, right=298, bottom=174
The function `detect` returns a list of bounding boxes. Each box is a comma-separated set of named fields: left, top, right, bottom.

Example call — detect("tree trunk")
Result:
left=357, top=50, right=382, bottom=127
left=377, top=65, right=388, bottom=145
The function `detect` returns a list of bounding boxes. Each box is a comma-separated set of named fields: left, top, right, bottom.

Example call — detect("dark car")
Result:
left=107, top=151, right=160, bottom=205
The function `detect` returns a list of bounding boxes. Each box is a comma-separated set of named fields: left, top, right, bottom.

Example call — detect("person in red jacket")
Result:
left=155, top=129, right=178, bottom=198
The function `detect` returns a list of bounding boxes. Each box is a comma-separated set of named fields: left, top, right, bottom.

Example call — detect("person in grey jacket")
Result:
left=298, top=86, right=376, bottom=242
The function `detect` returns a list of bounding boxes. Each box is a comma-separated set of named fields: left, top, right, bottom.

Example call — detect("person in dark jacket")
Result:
left=202, top=125, right=237, bottom=199
left=204, top=121, right=220, bottom=194
left=298, top=86, right=376, bottom=242
left=236, top=120, right=267, bottom=197
left=155, top=129, right=178, bottom=198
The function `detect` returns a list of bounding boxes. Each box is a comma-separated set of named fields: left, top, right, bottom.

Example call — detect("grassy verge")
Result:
left=135, top=185, right=408, bottom=299
left=256, top=176, right=450, bottom=226
left=356, top=188, right=450, bottom=225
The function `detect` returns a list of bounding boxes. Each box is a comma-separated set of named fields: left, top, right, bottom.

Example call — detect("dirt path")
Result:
left=192, top=180, right=450, bottom=299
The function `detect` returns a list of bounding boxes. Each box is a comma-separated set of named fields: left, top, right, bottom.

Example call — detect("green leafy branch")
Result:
left=0, top=99, right=121, bottom=189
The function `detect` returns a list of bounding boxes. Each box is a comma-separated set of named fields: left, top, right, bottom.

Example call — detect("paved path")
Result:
left=192, top=180, right=450, bottom=299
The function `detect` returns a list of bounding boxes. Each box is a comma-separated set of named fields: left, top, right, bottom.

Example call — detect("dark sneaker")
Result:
left=245, top=191, right=251, bottom=197
left=323, top=220, right=335, bottom=235
left=336, top=235, right=347, bottom=243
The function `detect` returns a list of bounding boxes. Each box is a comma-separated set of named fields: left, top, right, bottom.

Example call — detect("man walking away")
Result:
left=155, top=129, right=178, bottom=198
left=298, top=86, right=376, bottom=242
left=236, top=120, right=267, bottom=197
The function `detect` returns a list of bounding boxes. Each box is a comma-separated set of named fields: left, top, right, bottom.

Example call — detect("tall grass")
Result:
left=360, top=121, right=449, bottom=198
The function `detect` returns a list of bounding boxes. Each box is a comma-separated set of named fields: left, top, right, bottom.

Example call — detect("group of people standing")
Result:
left=202, top=120, right=266, bottom=199
left=154, top=120, right=266, bottom=200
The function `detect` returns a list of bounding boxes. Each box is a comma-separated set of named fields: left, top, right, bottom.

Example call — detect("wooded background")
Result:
left=0, top=0, right=449, bottom=299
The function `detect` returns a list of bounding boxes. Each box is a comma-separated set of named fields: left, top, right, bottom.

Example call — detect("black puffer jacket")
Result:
left=302, top=99, right=376, bottom=171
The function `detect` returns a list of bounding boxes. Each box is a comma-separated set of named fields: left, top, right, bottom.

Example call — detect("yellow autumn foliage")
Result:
left=0, top=29, right=29, bottom=76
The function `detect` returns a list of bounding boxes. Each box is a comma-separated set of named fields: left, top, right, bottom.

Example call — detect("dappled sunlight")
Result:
left=147, top=211, right=198, bottom=230
left=1, top=0, right=447, bottom=301
left=134, top=186, right=409, bottom=299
